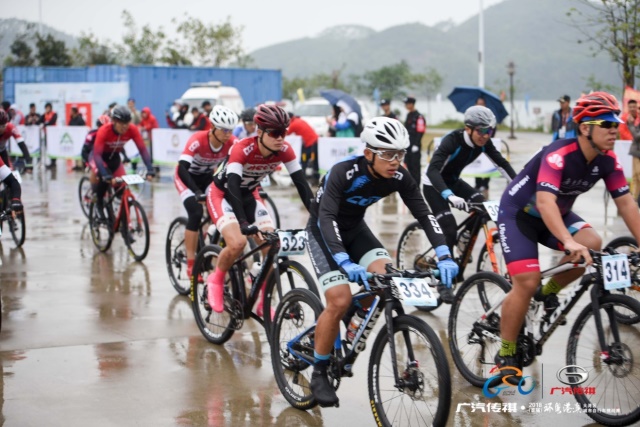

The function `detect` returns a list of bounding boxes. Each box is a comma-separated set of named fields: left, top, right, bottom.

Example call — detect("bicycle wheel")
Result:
left=191, top=244, right=238, bottom=345
left=166, top=217, right=190, bottom=295
left=123, top=199, right=150, bottom=261
left=78, top=176, right=93, bottom=218
left=368, top=314, right=451, bottom=427
left=448, top=271, right=511, bottom=387
left=89, top=202, right=114, bottom=252
left=396, top=221, right=442, bottom=312
left=271, top=288, right=324, bottom=410
left=262, top=194, right=281, bottom=229
left=605, top=236, right=640, bottom=325
left=477, top=233, right=507, bottom=277
left=566, top=294, right=640, bottom=426
left=8, top=213, right=26, bottom=247
left=263, top=259, right=319, bottom=340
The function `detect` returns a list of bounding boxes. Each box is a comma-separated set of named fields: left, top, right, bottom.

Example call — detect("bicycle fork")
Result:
left=589, top=286, right=622, bottom=364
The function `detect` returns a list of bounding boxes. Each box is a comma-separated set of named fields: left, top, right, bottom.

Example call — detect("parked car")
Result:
left=294, top=97, right=371, bottom=137
left=178, top=81, right=245, bottom=115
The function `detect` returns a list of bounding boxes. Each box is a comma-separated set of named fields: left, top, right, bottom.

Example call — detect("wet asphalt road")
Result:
left=0, top=132, right=634, bottom=427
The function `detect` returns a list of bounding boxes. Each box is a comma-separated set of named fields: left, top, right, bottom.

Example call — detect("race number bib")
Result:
left=121, top=174, right=145, bottom=185
left=482, top=200, right=500, bottom=221
left=392, top=277, right=438, bottom=306
left=278, top=230, right=307, bottom=256
left=602, top=254, right=631, bottom=290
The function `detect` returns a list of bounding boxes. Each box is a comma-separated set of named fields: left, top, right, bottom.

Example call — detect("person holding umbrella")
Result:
left=320, top=89, right=363, bottom=137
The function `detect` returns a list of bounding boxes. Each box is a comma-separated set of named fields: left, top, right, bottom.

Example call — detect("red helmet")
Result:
left=572, top=91, right=621, bottom=123
left=0, top=109, right=8, bottom=125
left=254, top=104, right=290, bottom=130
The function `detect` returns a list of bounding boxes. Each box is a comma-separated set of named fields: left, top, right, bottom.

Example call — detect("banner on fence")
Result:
left=317, top=137, right=365, bottom=174
left=46, top=126, right=90, bottom=159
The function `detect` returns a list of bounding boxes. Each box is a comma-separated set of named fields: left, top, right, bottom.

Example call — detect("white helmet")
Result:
left=361, top=117, right=409, bottom=150
left=209, top=105, right=238, bottom=130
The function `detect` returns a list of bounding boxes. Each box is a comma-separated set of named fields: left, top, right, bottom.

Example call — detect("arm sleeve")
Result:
left=177, top=160, right=201, bottom=194
left=290, top=169, right=313, bottom=212
left=426, top=135, right=457, bottom=195
left=317, top=169, right=349, bottom=260
left=226, top=173, right=249, bottom=223
left=485, top=141, right=517, bottom=180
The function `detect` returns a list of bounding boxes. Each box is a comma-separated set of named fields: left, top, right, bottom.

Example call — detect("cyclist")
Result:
left=0, top=110, right=33, bottom=173
left=0, top=156, right=22, bottom=214
left=205, top=104, right=314, bottom=316
left=232, top=108, right=257, bottom=139
left=175, top=105, right=238, bottom=279
left=90, top=106, right=155, bottom=218
left=305, top=116, right=458, bottom=407
left=495, top=92, right=640, bottom=385
left=423, top=105, right=516, bottom=303
left=81, top=115, right=112, bottom=166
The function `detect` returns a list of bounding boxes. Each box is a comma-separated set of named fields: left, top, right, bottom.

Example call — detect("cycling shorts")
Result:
left=174, top=167, right=213, bottom=202
left=90, top=155, right=125, bottom=178
left=306, top=217, right=391, bottom=291
left=206, top=184, right=273, bottom=232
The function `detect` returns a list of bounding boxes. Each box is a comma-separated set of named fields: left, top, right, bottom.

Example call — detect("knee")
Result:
left=511, top=277, right=540, bottom=299
left=325, top=294, right=352, bottom=318
left=227, top=235, right=247, bottom=254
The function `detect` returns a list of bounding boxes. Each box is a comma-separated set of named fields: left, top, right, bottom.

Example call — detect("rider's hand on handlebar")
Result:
left=239, top=220, right=260, bottom=236
left=145, top=171, right=155, bottom=182
left=563, top=240, right=592, bottom=265
left=195, top=191, right=207, bottom=203
left=447, top=195, right=468, bottom=211
left=10, top=198, right=23, bottom=214
left=436, top=257, right=458, bottom=288
left=339, top=260, right=369, bottom=289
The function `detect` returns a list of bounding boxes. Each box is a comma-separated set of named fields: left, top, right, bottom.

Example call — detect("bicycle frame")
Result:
left=106, top=184, right=137, bottom=235
left=456, top=205, right=500, bottom=278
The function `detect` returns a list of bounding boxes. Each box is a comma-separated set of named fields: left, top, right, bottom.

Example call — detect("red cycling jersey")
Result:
left=92, top=124, right=152, bottom=177
left=178, top=131, right=236, bottom=175
left=0, top=123, right=25, bottom=152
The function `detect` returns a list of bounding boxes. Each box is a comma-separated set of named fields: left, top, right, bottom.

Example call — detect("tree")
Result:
left=174, top=15, right=246, bottom=66
left=568, top=0, right=640, bottom=89
left=411, top=67, right=443, bottom=99
left=119, top=10, right=166, bottom=65
left=35, top=33, right=72, bottom=66
left=361, top=61, right=415, bottom=100
left=160, top=47, right=193, bottom=66
left=72, top=32, right=117, bottom=66
left=4, top=34, right=36, bottom=67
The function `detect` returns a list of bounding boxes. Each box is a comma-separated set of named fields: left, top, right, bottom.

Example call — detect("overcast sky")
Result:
left=1, top=0, right=505, bottom=51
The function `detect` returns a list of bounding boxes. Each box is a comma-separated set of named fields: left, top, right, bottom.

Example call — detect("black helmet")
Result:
left=240, top=108, right=256, bottom=123
left=111, top=105, right=132, bottom=123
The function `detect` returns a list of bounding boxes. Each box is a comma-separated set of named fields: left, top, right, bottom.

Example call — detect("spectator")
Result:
left=68, top=106, right=86, bottom=126
left=551, top=95, right=577, bottom=141
left=623, top=100, right=640, bottom=201
left=327, top=100, right=359, bottom=137
left=233, top=108, right=257, bottom=139
left=189, top=107, right=209, bottom=131
left=200, top=101, right=213, bottom=131
left=127, top=98, right=142, bottom=125
left=403, top=96, right=426, bottom=184
left=166, top=103, right=191, bottom=129
left=379, top=99, right=397, bottom=119
left=287, top=112, right=320, bottom=184
left=131, top=106, right=160, bottom=172
left=620, top=99, right=639, bottom=141
left=42, top=102, right=58, bottom=169
left=25, top=103, right=41, bottom=126
left=9, top=104, right=25, bottom=126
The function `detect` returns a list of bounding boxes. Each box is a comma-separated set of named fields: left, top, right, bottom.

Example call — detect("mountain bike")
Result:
left=449, top=249, right=640, bottom=426
left=271, top=264, right=451, bottom=426
left=79, top=165, right=146, bottom=219
left=0, top=171, right=26, bottom=248
left=396, top=201, right=505, bottom=311
left=190, top=228, right=318, bottom=344
left=88, top=174, right=150, bottom=261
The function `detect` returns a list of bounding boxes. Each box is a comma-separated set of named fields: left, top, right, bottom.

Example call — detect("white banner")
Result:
left=9, top=125, right=41, bottom=157
left=430, top=137, right=506, bottom=177
left=46, top=126, right=90, bottom=158
left=317, top=137, right=364, bottom=173
left=613, top=140, right=633, bottom=180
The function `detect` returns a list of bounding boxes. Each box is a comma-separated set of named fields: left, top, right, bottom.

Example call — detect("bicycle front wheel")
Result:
left=78, top=176, right=93, bottom=218
left=89, top=202, right=114, bottom=252
left=396, top=221, right=442, bottom=312
left=124, top=199, right=150, bottom=261
left=368, top=314, right=451, bottom=427
left=8, top=212, right=26, bottom=247
left=567, top=294, right=640, bottom=426
left=271, top=288, right=324, bottom=411
left=166, top=217, right=190, bottom=295
left=448, top=271, right=511, bottom=387
left=263, top=259, right=319, bottom=340
left=191, top=244, right=237, bottom=345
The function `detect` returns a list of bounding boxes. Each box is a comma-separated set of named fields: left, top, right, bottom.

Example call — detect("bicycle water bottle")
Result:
left=249, top=262, right=262, bottom=281
left=207, top=224, right=217, bottom=238
left=347, top=308, right=367, bottom=343
left=457, top=229, right=471, bottom=255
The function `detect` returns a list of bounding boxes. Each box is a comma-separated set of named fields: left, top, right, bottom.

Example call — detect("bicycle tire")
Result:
left=78, top=176, right=92, bottom=218
left=566, top=294, right=640, bottom=426
left=448, top=271, right=511, bottom=388
left=191, top=244, right=237, bottom=345
left=89, top=202, right=114, bottom=253
left=368, top=314, right=451, bottom=427
left=396, top=221, right=443, bottom=312
left=262, top=259, right=319, bottom=340
left=604, top=236, right=640, bottom=325
left=8, top=212, right=26, bottom=247
left=166, top=216, right=190, bottom=295
left=262, top=194, right=281, bottom=229
left=124, top=199, right=150, bottom=261
left=271, top=288, right=324, bottom=410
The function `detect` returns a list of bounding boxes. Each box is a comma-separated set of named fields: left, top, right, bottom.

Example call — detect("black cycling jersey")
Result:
left=425, top=129, right=516, bottom=193
left=311, top=155, right=447, bottom=262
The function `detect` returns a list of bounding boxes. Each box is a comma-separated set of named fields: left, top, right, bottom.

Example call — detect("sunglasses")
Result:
left=475, top=126, right=495, bottom=136
left=368, top=148, right=407, bottom=162
left=582, top=120, right=620, bottom=129
left=263, top=128, right=287, bottom=139
left=216, top=128, right=233, bottom=134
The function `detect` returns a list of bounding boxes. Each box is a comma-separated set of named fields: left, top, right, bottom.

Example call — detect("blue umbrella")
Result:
left=319, top=89, right=362, bottom=118
left=447, top=86, right=509, bottom=124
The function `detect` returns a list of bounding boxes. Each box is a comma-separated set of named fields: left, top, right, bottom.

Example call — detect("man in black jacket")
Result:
left=403, top=96, right=426, bottom=184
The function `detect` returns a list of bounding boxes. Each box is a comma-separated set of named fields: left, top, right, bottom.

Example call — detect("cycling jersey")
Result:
left=424, top=129, right=516, bottom=191
left=92, top=124, right=152, bottom=178
left=0, top=123, right=25, bottom=152
left=178, top=131, right=236, bottom=176
left=0, top=156, right=21, bottom=200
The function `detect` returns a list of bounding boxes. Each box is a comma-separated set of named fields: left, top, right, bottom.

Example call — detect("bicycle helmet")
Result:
left=111, top=105, right=132, bottom=123
left=464, top=105, right=497, bottom=128
left=240, top=108, right=256, bottom=123
left=0, top=109, right=8, bottom=125
left=572, top=91, right=623, bottom=123
left=361, top=117, right=409, bottom=150
left=209, top=105, right=238, bottom=130
left=254, top=104, right=290, bottom=130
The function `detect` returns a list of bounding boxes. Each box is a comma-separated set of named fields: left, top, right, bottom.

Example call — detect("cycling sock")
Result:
left=314, top=352, right=330, bottom=367
left=499, top=339, right=517, bottom=357
left=187, top=259, right=194, bottom=270
left=542, top=278, right=562, bottom=296
left=212, top=268, right=226, bottom=283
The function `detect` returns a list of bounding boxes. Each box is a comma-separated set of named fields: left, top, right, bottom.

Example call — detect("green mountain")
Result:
left=249, top=0, right=621, bottom=99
